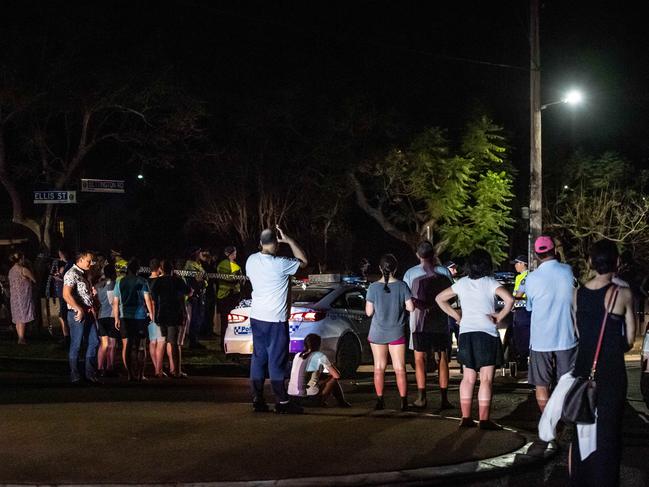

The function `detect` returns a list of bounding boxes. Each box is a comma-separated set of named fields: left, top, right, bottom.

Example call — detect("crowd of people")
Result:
left=2, top=227, right=644, bottom=486
left=3, top=245, right=244, bottom=383
left=247, top=229, right=639, bottom=487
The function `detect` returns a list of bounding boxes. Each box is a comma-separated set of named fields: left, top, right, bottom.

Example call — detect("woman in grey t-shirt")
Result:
left=365, top=254, right=414, bottom=411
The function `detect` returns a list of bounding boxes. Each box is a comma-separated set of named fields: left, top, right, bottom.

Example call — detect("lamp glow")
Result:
left=563, top=90, right=583, bottom=105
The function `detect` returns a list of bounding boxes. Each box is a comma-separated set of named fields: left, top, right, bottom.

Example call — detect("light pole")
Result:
left=528, top=89, right=583, bottom=266
left=529, top=0, right=584, bottom=266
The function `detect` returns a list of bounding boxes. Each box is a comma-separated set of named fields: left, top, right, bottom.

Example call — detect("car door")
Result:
left=342, top=288, right=371, bottom=360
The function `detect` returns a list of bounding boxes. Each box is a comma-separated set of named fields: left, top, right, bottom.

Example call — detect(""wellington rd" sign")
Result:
left=80, top=179, right=125, bottom=193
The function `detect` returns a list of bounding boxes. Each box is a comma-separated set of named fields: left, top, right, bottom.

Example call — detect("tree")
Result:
left=546, top=150, right=649, bottom=279
left=0, top=74, right=204, bottom=251
left=353, top=115, right=514, bottom=263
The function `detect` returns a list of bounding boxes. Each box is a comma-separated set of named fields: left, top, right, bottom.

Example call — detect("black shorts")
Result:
left=158, top=322, right=179, bottom=345
left=58, top=298, right=67, bottom=319
left=121, top=318, right=148, bottom=340
left=97, top=317, right=119, bottom=339
left=457, top=332, right=503, bottom=371
left=412, top=332, right=450, bottom=353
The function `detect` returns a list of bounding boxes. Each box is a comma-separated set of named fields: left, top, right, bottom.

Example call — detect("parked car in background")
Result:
left=224, top=275, right=372, bottom=378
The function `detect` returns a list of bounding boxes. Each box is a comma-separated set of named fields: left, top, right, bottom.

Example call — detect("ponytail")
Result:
left=381, top=268, right=391, bottom=293
left=378, top=253, right=398, bottom=293
left=299, top=333, right=321, bottom=359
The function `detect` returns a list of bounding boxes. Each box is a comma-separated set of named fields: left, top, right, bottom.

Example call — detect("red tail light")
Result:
left=290, top=310, right=326, bottom=322
left=228, top=313, right=247, bottom=324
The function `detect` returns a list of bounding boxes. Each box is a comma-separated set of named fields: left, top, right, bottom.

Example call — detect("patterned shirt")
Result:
left=63, top=264, right=93, bottom=310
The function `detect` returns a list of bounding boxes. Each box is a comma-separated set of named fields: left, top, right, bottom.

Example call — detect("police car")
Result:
left=224, top=274, right=371, bottom=378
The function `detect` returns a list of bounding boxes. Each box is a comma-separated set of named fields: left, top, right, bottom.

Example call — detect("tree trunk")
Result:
left=349, top=173, right=417, bottom=247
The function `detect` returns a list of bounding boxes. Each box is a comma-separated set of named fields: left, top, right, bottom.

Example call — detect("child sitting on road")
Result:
left=288, top=333, right=351, bottom=407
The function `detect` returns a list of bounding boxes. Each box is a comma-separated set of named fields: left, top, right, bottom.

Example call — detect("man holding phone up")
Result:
left=246, top=225, right=308, bottom=414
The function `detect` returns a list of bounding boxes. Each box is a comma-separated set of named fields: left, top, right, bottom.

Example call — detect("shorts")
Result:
left=528, top=347, right=577, bottom=387
left=412, top=332, right=450, bottom=353
left=457, top=332, right=503, bottom=371
left=121, top=318, right=148, bottom=340
left=369, top=336, right=406, bottom=346
left=158, top=322, right=180, bottom=344
left=148, top=322, right=165, bottom=342
left=97, top=317, right=119, bottom=339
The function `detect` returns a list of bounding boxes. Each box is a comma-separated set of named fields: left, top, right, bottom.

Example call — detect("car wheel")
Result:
left=336, top=334, right=361, bottom=379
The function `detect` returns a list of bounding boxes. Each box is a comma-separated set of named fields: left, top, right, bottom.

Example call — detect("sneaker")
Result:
left=439, top=400, right=455, bottom=410
left=459, top=417, right=476, bottom=428
left=400, top=397, right=409, bottom=412
left=374, top=397, right=385, bottom=411
left=275, top=401, right=304, bottom=414
left=479, top=419, right=503, bottom=431
left=413, top=397, right=427, bottom=409
left=252, top=401, right=270, bottom=413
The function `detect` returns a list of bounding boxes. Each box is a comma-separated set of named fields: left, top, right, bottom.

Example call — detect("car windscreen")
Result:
left=291, top=288, right=334, bottom=304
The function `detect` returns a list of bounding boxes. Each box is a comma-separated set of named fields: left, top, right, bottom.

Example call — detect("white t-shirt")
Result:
left=287, top=351, right=332, bottom=397
left=451, top=276, right=502, bottom=337
left=245, top=252, right=301, bottom=322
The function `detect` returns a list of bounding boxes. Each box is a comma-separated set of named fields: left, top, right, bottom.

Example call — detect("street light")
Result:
left=541, top=89, right=584, bottom=110
left=529, top=88, right=583, bottom=267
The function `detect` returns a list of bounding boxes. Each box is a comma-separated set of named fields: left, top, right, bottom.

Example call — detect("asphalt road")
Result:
left=0, top=347, right=647, bottom=485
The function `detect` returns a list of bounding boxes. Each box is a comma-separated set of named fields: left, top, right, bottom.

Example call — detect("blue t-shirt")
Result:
left=114, top=275, right=150, bottom=320
left=525, top=259, right=577, bottom=351
left=96, top=280, right=116, bottom=319
left=366, top=280, right=412, bottom=343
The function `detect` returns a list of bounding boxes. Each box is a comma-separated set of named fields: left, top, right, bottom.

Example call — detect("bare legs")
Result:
left=98, top=336, right=117, bottom=375
left=149, top=339, right=165, bottom=377
left=371, top=343, right=407, bottom=409
left=414, top=351, right=427, bottom=391
left=459, top=365, right=499, bottom=428
left=58, top=317, right=69, bottom=338
left=536, top=385, right=549, bottom=412
left=15, top=322, right=27, bottom=344
left=98, top=336, right=108, bottom=372
left=166, top=342, right=178, bottom=375
left=121, top=338, right=130, bottom=379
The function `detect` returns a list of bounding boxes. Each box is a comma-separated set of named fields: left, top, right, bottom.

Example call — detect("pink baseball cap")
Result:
left=534, top=235, right=555, bottom=253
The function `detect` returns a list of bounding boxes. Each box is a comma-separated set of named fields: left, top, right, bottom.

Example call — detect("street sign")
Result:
left=33, top=191, right=77, bottom=204
left=81, top=178, right=125, bottom=193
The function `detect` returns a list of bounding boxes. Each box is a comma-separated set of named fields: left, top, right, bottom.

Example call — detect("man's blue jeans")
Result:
left=68, top=310, right=99, bottom=382
left=249, top=318, right=289, bottom=403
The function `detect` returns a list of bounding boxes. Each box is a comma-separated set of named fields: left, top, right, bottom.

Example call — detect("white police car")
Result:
left=223, top=275, right=371, bottom=378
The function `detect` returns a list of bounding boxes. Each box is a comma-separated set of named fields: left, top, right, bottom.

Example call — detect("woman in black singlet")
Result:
left=570, top=240, right=636, bottom=487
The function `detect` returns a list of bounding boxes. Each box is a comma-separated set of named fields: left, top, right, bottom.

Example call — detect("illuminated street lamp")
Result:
left=541, top=89, right=584, bottom=110
left=529, top=88, right=583, bottom=266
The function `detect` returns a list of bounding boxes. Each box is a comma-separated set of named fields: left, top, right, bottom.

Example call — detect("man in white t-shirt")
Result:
left=246, top=225, right=308, bottom=414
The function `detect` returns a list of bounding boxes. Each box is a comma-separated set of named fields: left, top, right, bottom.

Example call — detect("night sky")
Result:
left=2, top=1, right=647, bottom=268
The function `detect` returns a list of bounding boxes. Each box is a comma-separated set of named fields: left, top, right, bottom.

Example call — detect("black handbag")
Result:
left=562, top=285, right=619, bottom=425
